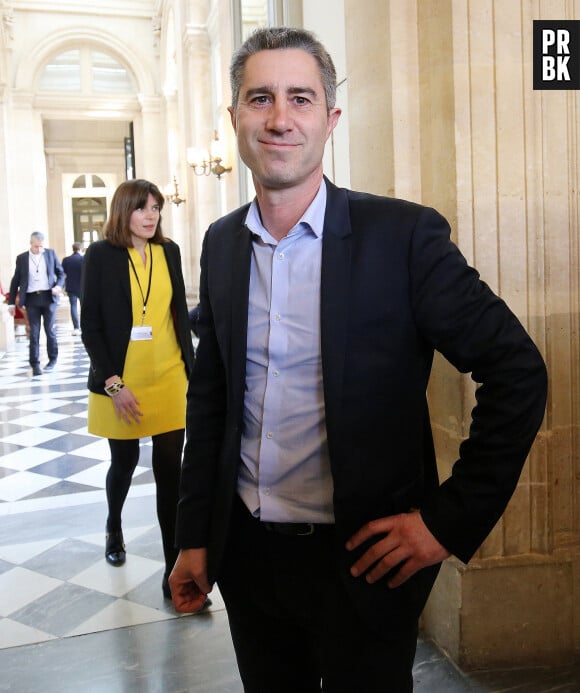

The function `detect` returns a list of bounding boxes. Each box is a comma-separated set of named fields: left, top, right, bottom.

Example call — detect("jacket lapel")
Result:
left=118, top=247, right=132, bottom=306
left=320, top=180, right=352, bottom=425
left=229, top=214, right=253, bottom=413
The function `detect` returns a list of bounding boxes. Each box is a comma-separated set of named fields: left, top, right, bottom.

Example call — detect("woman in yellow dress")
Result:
left=81, top=179, right=197, bottom=601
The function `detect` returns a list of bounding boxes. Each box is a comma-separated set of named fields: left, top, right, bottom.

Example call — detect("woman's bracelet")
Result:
left=104, top=380, right=125, bottom=397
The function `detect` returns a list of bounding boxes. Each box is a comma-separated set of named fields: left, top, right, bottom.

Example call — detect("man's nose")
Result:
left=266, top=100, right=291, bottom=131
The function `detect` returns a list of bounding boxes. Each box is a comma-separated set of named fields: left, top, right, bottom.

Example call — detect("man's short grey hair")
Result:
left=30, top=231, right=45, bottom=242
left=230, top=27, right=337, bottom=112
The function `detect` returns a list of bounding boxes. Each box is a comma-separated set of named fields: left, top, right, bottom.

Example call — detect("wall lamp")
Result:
left=164, top=175, right=186, bottom=207
left=187, top=131, right=232, bottom=180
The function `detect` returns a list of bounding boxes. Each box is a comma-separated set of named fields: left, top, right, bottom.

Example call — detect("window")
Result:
left=73, top=197, right=107, bottom=245
left=39, top=48, right=136, bottom=94
left=38, top=50, right=81, bottom=91
left=92, top=51, right=135, bottom=93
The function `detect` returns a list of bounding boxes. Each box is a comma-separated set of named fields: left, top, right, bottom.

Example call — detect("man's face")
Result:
left=30, top=238, right=43, bottom=255
left=229, top=49, right=341, bottom=192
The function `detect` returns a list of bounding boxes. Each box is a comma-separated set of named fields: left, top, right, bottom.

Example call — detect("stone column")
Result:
left=0, top=83, right=12, bottom=295
left=344, top=0, right=578, bottom=669
left=7, top=91, right=48, bottom=241
left=182, top=22, right=218, bottom=297
left=134, top=94, right=164, bottom=183
left=0, top=2, right=12, bottom=287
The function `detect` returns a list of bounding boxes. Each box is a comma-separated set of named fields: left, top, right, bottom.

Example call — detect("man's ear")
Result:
left=326, top=107, right=342, bottom=140
left=228, top=106, right=237, bottom=133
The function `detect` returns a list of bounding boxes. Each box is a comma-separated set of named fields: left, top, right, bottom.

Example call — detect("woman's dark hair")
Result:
left=230, top=27, right=337, bottom=113
left=104, top=179, right=166, bottom=248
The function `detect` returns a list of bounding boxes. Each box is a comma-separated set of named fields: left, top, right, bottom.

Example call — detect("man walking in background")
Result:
left=8, top=231, right=64, bottom=376
left=62, top=241, right=83, bottom=335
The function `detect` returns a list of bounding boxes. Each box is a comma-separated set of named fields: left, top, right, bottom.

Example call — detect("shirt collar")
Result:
left=246, top=180, right=327, bottom=244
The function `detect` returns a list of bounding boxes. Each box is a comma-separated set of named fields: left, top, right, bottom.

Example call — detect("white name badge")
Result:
left=130, top=325, right=153, bottom=341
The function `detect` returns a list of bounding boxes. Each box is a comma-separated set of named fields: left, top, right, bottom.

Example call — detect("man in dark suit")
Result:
left=8, top=231, right=64, bottom=376
left=61, top=242, right=83, bottom=335
left=170, top=27, right=548, bottom=692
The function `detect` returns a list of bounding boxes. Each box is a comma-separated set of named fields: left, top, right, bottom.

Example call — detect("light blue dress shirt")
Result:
left=238, top=181, right=335, bottom=524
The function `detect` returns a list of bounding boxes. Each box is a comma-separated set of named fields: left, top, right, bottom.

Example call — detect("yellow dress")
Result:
left=88, top=244, right=187, bottom=439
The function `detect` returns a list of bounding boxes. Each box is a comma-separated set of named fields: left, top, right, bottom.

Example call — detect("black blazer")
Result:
left=80, top=239, right=194, bottom=393
left=62, top=251, right=83, bottom=295
left=8, top=248, right=64, bottom=307
left=176, top=179, right=547, bottom=633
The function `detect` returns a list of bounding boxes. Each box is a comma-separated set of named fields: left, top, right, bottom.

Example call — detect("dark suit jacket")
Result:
left=176, top=179, right=547, bottom=634
left=62, top=251, right=83, bottom=295
left=8, top=248, right=65, bottom=307
left=80, top=239, right=194, bottom=393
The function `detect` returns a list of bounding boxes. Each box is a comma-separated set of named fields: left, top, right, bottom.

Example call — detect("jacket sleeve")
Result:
left=410, top=206, right=548, bottom=562
left=80, top=242, right=124, bottom=386
left=52, top=251, right=65, bottom=288
left=176, top=228, right=228, bottom=549
left=8, top=255, right=23, bottom=305
left=164, top=240, right=195, bottom=378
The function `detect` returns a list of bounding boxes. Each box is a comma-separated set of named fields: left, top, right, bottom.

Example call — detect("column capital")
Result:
left=137, top=94, right=162, bottom=113
left=10, top=89, right=34, bottom=109
left=183, top=23, right=210, bottom=56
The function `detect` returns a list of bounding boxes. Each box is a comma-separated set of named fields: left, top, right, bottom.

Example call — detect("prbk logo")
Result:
left=533, top=21, right=580, bottom=89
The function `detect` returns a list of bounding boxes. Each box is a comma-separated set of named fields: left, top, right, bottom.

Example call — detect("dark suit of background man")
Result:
left=170, top=27, right=548, bottom=693
left=8, top=231, right=64, bottom=376
left=61, top=241, right=83, bottom=335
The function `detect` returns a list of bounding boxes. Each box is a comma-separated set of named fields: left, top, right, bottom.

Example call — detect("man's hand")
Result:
left=346, top=511, right=450, bottom=588
left=169, top=548, right=212, bottom=613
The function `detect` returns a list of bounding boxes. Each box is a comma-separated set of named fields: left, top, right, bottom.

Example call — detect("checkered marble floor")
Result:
left=0, top=314, right=223, bottom=652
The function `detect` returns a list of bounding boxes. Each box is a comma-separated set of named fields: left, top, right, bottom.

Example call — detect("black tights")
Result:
left=106, top=429, right=184, bottom=575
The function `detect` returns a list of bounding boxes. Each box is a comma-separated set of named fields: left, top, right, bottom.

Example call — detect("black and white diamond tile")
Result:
left=0, top=315, right=222, bottom=651
left=0, top=526, right=177, bottom=649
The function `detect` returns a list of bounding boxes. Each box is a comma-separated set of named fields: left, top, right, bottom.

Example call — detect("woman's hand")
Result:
left=111, top=386, right=143, bottom=424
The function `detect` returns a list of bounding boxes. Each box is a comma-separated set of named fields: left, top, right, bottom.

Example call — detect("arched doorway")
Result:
left=70, top=174, right=108, bottom=247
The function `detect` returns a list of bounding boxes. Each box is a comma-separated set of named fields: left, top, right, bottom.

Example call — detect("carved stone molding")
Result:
left=183, top=23, right=210, bottom=57
left=1, top=2, right=14, bottom=46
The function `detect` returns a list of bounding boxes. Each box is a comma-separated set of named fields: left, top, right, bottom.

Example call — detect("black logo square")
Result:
left=533, top=20, right=580, bottom=90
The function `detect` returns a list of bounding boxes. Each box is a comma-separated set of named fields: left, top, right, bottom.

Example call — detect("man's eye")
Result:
left=252, top=95, right=270, bottom=104
left=294, top=96, right=309, bottom=105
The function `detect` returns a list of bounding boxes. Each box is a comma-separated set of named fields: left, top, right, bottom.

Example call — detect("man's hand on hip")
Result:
left=346, top=511, right=450, bottom=588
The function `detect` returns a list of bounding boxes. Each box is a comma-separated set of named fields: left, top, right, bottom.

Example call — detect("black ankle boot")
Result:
left=105, top=530, right=126, bottom=566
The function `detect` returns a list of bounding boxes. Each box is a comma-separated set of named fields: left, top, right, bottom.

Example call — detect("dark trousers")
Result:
left=25, top=291, right=58, bottom=366
left=218, top=496, right=418, bottom=693
left=68, top=292, right=80, bottom=330
left=106, top=430, right=184, bottom=575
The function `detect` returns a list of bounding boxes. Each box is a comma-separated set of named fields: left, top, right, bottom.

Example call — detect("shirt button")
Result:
left=266, top=432, right=273, bottom=439
left=274, top=313, right=281, bottom=321
left=278, top=252, right=285, bottom=260
left=264, top=488, right=271, bottom=495
left=273, top=369, right=279, bottom=377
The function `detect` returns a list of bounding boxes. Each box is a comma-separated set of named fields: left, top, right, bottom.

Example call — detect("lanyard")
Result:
left=128, top=243, right=153, bottom=325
